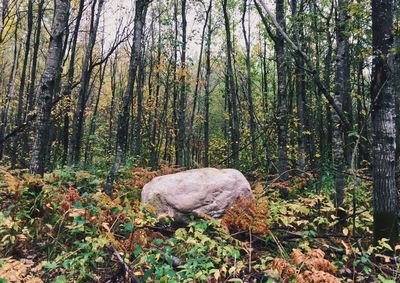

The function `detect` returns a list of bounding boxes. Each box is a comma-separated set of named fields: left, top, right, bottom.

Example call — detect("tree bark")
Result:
left=30, top=0, right=70, bottom=176
left=242, top=0, right=257, bottom=164
left=70, top=0, right=104, bottom=165
left=333, top=0, right=350, bottom=211
left=275, top=0, right=288, bottom=179
left=175, top=0, right=187, bottom=167
left=61, top=0, right=85, bottom=167
left=222, top=0, right=240, bottom=168
left=0, top=11, right=20, bottom=160
left=371, top=0, right=398, bottom=245
left=105, top=0, right=150, bottom=195
left=12, top=0, right=33, bottom=166
left=203, top=0, right=212, bottom=167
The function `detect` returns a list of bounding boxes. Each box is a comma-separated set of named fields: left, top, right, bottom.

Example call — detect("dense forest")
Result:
left=0, top=0, right=399, bottom=282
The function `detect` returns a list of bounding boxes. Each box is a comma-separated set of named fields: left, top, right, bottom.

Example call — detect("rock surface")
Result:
left=141, top=168, right=252, bottom=222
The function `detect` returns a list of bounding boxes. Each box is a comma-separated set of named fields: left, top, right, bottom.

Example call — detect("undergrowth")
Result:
left=0, top=166, right=398, bottom=282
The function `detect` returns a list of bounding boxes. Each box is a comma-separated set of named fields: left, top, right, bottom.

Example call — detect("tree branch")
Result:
left=255, top=0, right=351, bottom=130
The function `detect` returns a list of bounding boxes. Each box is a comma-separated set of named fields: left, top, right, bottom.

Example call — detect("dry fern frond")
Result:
left=270, top=249, right=340, bottom=283
left=0, top=257, right=43, bottom=282
left=297, top=270, right=341, bottom=283
left=307, top=249, right=325, bottom=259
left=221, top=197, right=269, bottom=235
left=290, top=249, right=336, bottom=273
left=291, top=249, right=307, bottom=265
left=270, top=258, right=297, bottom=281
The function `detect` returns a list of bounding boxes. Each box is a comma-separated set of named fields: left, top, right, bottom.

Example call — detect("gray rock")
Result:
left=141, top=168, right=252, bottom=222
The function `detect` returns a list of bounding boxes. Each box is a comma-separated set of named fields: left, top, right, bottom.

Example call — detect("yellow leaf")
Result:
left=343, top=228, right=349, bottom=236
left=214, top=269, right=221, bottom=280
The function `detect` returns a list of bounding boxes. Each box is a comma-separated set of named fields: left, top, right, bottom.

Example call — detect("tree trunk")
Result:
left=291, top=0, right=306, bottom=170
left=371, top=0, right=398, bottom=245
left=333, top=0, right=350, bottom=211
left=133, top=49, right=146, bottom=156
left=30, top=0, right=70, bottom=176
left=189, top=2, right=211, bottom=165
left=203, top=0, right=212, bottom=167
left=27, top=0, right=45, bottom=114
left=61, top=0, right=85, bottom=167
left=70, top=0, right=104, bottom=165
left=0, top=12, right=20, bottom=160
left=105, top=0, right=150, bottom=195
left=222, top=0, right=240, bottom=168
left=12, top=0, right=33, bottom=167
left=275, top=0, right=288, bottom=178
left=242, top=0, right=257, bottom=164
left=175, top=0, right=187, bottom=167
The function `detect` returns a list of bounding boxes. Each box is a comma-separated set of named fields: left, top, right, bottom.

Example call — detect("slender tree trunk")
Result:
left=12, top=0, right=33, bottom=167
left=70, top=0, right=104, bottom=165
left=189, top=2, right=211, bottom=164
left=291, top=0, right=306, bottom=170
left=84, top=59, right=108, bottom=166
left=109, top=51, right=118, bottom=153
left=171, top=0, right=178, bottom=165
left=333, top=0, right=350, bottom=211
left=61, top=0, right=84, bottom=167
left=175, top=0, right=187, bottom=167
left=30, top=0, right=70, bottom=176
left=27, top=0, right=45, bottom=114
left=371, top=0, right=398, bottom=245
left=275, top=0, right=288, bottom=178
left=150, top=10, right=162, bottom=168
left=20, top=0, right=45, bottom=162
left=203, top=0, right=212, bottom=167
left=133, top=49, right=146, bottom=156
left=0, top=12, right=20, bottom=160
left=222, top=0, right=240, bottom=168
left=105, top=0, right=150, bottom=195
left=393, top=1, right=400, bottom=205
left=242, top=0, right=257, bottom=164
left=323, top=13, right=333, bottom=165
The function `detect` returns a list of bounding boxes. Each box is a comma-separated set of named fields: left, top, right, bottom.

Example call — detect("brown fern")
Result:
left=221, top=197, right=269, bottom=235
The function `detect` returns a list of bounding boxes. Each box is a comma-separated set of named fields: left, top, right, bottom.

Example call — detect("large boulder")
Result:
left=141, top=168, right=252, bottom=222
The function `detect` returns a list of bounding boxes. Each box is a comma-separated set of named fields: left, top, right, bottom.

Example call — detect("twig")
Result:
left=264, top=168, right=313, bottom=186
left=111, top=246, right=140, bottom=283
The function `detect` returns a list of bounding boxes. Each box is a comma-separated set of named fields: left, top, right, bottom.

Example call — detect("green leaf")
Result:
left=378, top=275, right=396, bottom=283
left=133, top=245, right=142, bottom=257
left=45, top=261, right=58, bottom=270
left=153, top=238, right=164, bottom=245
left=143, top=269, right=154, bottom=282
left=124, top=221, right=134, bottom=233
left=54, top=275, right=67, bottom=283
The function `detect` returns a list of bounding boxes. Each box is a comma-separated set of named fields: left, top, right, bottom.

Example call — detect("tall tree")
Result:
left=371, top=0, right=398, bottom=245
left=70, top=0, right=104, bottom=165
left=242, top=0, right=257, bottom=163
left=61, top=0, right=85, bottom=166
left=275, top=0, right=288, bottom=178
left=105, top=0, right=151, bottom=195
left=30, top=0, right=70, bottom=176
left=203, top=0, right=213, bottom=167
left=12, top=0, right=33, bottom=166
left=222, top=0, right=240, bottom=168
left=333, top=0, right=350, bottom=211
left=175, top=0, right=187, bottom=166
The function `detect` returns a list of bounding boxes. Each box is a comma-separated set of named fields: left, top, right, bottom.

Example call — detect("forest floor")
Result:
left=0, top=165, right=398, bottom=282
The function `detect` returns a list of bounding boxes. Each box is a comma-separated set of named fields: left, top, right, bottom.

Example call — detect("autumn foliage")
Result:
left=221, top=196, right=270, bottom=235
left=270, top=249, right=340, bottom=283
